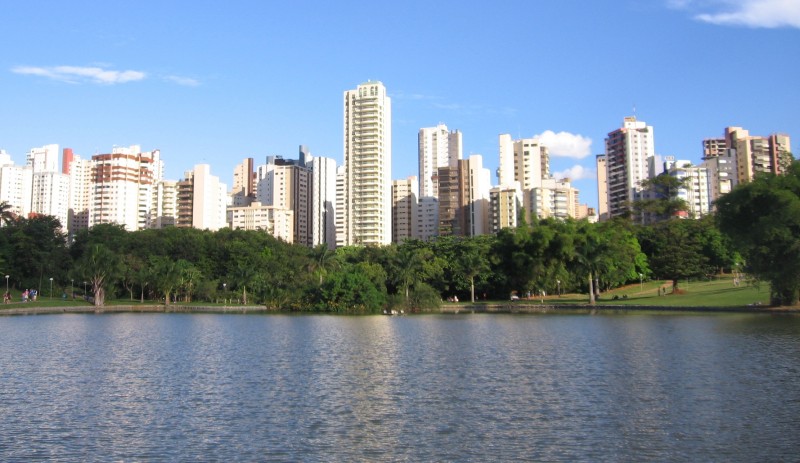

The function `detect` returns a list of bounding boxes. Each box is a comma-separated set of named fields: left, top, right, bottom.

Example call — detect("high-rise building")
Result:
left=231, top=158, right=255, bottom=207
left=595, top=155, right=609, bottom=221
left=604, top=116, right=655, bottom=219
left=228, top=201, right=294, bottom=242
left=489, top=186, right=522, bottom=233
left=530, top=178, right=580, bottom=220
left=342, top=81, right=392, bottom=246
left=392, top=176, right=418, bottom=244
left=90, top=145, right=163, bottom=231
left=308, top=154, right=337, bottom=249
left=68, top=155, right=93, bottom=235
left=663, top=158, right=711, bottom=219
left=185, top=164, right=227, bottom=231
left=418, top=124, right=461, bottom=199
left=723, top=127, right=793, bottom=183
left=256, top=155, right=312, bottom=246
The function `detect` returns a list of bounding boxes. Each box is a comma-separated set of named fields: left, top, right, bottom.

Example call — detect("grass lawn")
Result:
left=495, top=275, right=771, bottom=308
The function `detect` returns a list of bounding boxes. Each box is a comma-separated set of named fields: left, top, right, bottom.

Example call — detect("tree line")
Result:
left=0, top=160, right=797, bottom=310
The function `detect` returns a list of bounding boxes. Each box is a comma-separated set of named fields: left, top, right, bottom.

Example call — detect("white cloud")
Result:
left=164, top=75, right=200, bottom=87
left=12, top=65, right=146, bottom=84
left=671, top=0, right=800, bottom=28
left=535, top=130, right=593, bottom=159
left=552, top=165, right=596, bottom=181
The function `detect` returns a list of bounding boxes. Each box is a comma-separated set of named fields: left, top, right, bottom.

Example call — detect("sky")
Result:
left=2, top=0, right=799, bottom=211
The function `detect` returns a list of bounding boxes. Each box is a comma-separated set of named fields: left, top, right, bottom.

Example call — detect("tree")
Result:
left=637, top=219, right=713, bottom=292
left=0, top=201, right=15, bottom=226
left=716, top=162, right=800, bottom=306
left=74, top=244, right=121, bottom=306
left=634, top=173, right=689, bottom=222
left=453, top=238, right=491, bottom=302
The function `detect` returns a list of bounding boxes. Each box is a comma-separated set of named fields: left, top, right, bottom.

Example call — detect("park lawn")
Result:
left=550, top=276, right=769, bottom=308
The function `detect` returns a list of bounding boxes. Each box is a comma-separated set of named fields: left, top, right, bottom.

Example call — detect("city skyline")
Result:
left=2, top=1, right=799, bottom=211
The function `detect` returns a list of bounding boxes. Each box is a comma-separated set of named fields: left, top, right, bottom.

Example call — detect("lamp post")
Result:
left=639, top=273, right=643, bottom=291
left=223, top=283, right=227, bottom=304
left=556, top=279, right=561, bottom=297
left=5, top=274, right=8, bottom=293
left=71, top=279, right=74, bottom=299
left=49, top=277, right=53, bottom=299
left=84, top=281, right=87, bottom=296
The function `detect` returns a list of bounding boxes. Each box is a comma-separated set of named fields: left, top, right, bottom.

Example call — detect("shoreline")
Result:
left=1, top=302, right=798, bottom=316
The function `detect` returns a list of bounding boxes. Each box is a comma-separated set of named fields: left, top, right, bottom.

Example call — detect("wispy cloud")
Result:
left=12, top=65, right=201, bottom=86
left=12, top=65, right=146, bottom=84
left=670, top=0, right=800, bottom=28
left=164, top=75, right=200, bottom=87
left=552, top=165, right=596, bottom=181
left=536, top=130, right=593, bottom=159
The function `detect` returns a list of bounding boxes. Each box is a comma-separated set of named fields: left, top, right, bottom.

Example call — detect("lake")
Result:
left=1, top=312, right=799, bottom=462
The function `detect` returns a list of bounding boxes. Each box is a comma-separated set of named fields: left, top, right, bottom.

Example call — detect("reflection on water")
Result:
left=0, top=313, right=799, bottom=461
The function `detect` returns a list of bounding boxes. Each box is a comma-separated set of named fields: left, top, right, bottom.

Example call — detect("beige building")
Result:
left=530, top=177, right=580, bottom=220
left=489, top=186, right=522, bottom=233
left=342, top=81, right=392, bottom=246
left=392, top=176, right=417, bottom=244
left=228, top=201, right=294, bottom=243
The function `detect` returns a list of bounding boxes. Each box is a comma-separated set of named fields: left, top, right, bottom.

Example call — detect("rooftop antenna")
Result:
left=632, top=104, right=637, bottom=119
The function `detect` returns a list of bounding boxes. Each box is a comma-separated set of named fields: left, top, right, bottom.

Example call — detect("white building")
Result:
left=308, top=155, right=338, bottom=249
left=605, top=117, right=655, bottom=219
left=68, top=156, right=93, bottom=235
left=91, top=145, right=163, bottom=231
left=664, top=159, right=711, bottom=219
left=342, top=81, right=392, bottom=246
left=190, top=164, right=227, bottom=231
left=418, top=124, right=461, bottom=198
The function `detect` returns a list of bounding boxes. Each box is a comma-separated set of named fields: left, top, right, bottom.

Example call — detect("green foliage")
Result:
left=716, top=161, right=800, bottom=306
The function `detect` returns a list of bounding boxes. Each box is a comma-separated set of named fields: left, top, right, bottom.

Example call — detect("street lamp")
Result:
left=49, top=277, right=53, bottom=299
left=83, top=281, right=87, bottom=296
left=71, top=279, right=74, bottom=299
left=5, top=275, right=8, bottom=293
left=556, top=279, right=561, bottom=297
left=223, top=283, right=227, bottom=304
left=639, top=273, right=643, bottom=291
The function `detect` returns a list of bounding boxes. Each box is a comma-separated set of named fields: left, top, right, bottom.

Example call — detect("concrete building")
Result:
left=308, top=154, right=337, bottom=249
left=342, top=81, right=392, bottom=246
left=68, top=156, right=93, bottom=235
left=90, top=145, right=163, bottom=231
left=189, top=164, right=228, bottom=231
left=436, top=154, right=491, bottom=237
left=664, top=159, right=711, bottom=219
left=0, top=151, right=33, bottom=220
left=418, top=124, right=461, bottom=199
left=489, top=186, right=522, bottom=233
left=231, top=158, right=255, bottom=207
left=228, top=201, right=294, bottom=242
left=530, top=177, right=580, bottom=220
left=392, top=176, right=418, bottom=244
left=416, top=197, right=439, bottom=242
left=595, top=155, right=609, bottom=221
left=256, top=155, right=312, bottom=246
left=151, top=180, right=178, bottom=228
left=604, top=116, right=655, bottom=219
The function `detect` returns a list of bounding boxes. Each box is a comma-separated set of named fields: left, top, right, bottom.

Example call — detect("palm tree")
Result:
left=0, top=201, right=15, bottom=226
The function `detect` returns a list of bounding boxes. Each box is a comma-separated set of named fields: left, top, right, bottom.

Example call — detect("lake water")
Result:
left=1, top=312, right=799, bottom=462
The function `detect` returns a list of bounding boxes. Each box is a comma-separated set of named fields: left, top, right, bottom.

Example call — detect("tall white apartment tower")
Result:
left=418, top=124, right=462, bottom=198
left=343, top=81, right=392, bottom=246
left=605, top=117, right=655, bottom=219
left=308, top=155, right=338, bottom=249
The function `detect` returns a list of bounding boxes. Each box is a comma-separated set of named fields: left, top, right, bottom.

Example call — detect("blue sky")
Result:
left=2, top=0, right=799, bottom=211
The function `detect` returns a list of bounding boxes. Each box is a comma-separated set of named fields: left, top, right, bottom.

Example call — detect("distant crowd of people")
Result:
left=3, top=289, right=38, bottom=304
